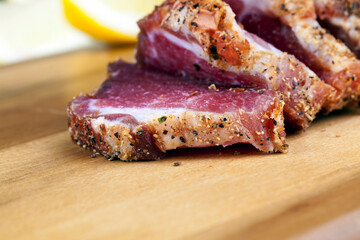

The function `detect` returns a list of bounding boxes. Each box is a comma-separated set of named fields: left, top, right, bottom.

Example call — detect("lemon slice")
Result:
left=62, top=0, right=162, bottom=43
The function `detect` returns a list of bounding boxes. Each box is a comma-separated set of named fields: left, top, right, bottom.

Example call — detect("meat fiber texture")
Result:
left=315, top=0, right=360, bottom=57
left=68, top=60, right=287, bottom=161
left=224, top=0, right=360, bottom=112
left=136, top=0, right=333, bottom=130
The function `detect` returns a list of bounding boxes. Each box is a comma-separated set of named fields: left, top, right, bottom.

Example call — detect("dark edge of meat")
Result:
left=67, top=105, right=164, bottom=161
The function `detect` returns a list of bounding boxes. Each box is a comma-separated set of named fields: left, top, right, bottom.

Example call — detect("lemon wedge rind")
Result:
left=63, top=0, right=141, bottom=43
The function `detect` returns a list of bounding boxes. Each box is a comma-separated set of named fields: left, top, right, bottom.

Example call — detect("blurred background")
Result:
left=0, top=0, right=162, bottom=65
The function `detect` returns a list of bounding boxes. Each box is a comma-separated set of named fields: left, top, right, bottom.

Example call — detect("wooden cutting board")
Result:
left=1, top=46, right=360, bottom=240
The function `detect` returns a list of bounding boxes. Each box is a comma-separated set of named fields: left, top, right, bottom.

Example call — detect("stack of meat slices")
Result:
left=68, top=0, right=360, bottom=161
left=224, top=0, right=360, bottom=111
left=136, top=0, right=333, bottom=129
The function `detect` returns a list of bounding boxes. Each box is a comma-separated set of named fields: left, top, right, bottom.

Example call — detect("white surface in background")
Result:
left=0, top=0, right=94, bottom=65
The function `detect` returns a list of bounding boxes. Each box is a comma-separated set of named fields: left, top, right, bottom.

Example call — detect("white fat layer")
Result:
left=291, top=19, right=353, bottom=72
left=92, top=117, right=118, bottom=129
left=149, top=29, right=205, bottom=58
left=88, top=100, right=207, bottom=123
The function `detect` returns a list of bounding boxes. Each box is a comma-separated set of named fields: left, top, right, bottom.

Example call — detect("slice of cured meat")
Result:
left=315, top=0, right=360, bottom=57
left=68, top=60, right=288, bottom=161
left=136, top=0, right=333, bottom=130
left=224, top=0, right=360, bottom=112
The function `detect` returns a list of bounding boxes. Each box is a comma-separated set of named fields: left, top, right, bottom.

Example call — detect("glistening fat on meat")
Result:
left=68, top=60, right=288, bottom=161
left=136, top=0, right=333, bottom=130
left=224, top=0, right=360, bottom=112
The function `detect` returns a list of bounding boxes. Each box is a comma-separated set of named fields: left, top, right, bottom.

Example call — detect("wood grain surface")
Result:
left=1, top=46, right=360, bottom=240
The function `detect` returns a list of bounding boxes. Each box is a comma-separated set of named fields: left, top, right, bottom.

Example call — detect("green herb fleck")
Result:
left=158, top=116, right=167, bottom=123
